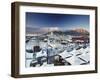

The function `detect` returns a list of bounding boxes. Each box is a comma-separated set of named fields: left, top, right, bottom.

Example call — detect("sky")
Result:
left=26, top=12, right=90, bottom=31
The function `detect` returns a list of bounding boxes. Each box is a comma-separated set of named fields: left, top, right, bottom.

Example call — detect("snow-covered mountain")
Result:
left=26, top=27, right=89, bottom=36
left=46, top=28, right=89, bottom=36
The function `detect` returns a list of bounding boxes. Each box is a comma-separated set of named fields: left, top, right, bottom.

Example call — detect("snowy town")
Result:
left=25, top=29, right=90, bottom=67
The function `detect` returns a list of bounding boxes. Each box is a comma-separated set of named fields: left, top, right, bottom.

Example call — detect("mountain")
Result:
left=26, top=27, right=47, bottom=34
left=72, top=28, right=89, bottom=34
left=26, top=27, right=60, bottom=34
left=64, top=28, right=89, bottom=36
left=47, top=28, right=89, bottom=36
left=26, top=27, right=89, bottom=36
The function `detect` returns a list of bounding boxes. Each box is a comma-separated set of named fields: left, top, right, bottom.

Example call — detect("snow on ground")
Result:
left=59, top=50, right=73, bottom=59
left=25, top=36, right=90, bottom=67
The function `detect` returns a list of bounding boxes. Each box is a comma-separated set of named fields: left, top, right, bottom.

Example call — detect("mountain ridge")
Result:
left=26, top=27, right=89, bottom=36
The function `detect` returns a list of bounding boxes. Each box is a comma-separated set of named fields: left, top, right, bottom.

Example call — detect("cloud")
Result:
left=43, top=27, right=60, bottom=32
